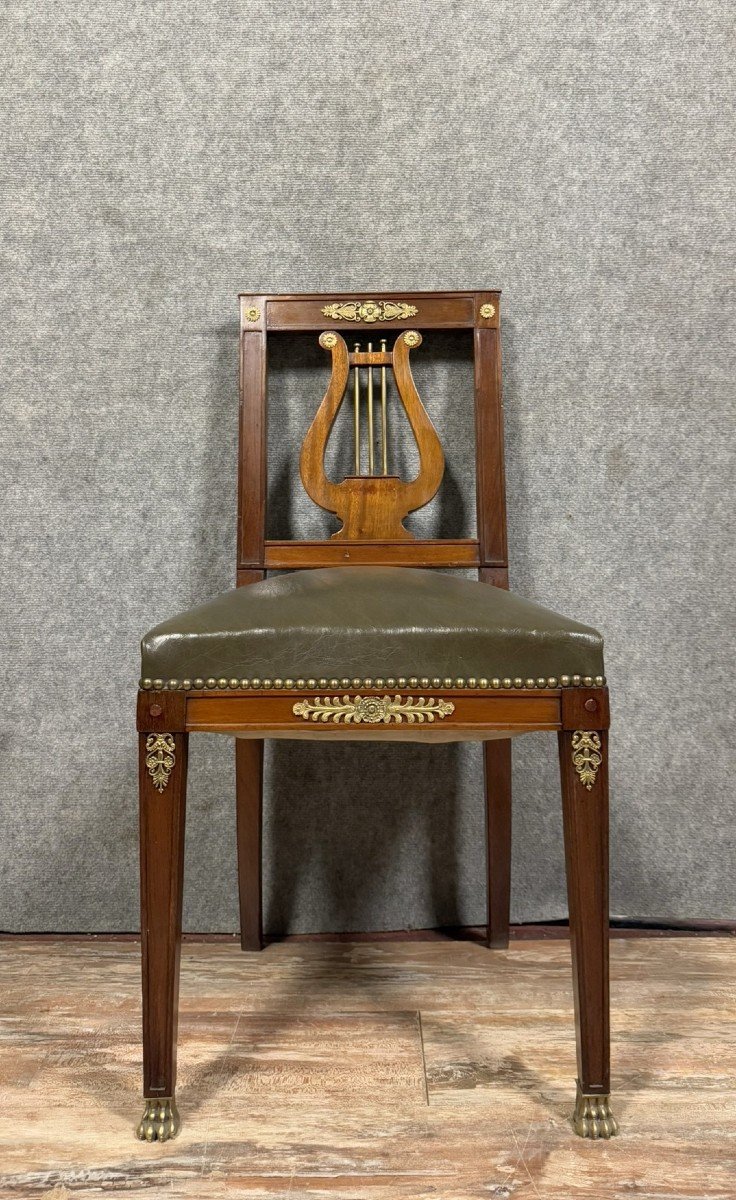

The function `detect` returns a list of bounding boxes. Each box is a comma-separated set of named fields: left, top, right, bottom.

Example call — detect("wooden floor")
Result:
left=0, top=938, right=734, bottom=1199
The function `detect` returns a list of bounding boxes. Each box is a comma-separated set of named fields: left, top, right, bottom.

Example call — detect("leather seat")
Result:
left=140, top=567, right=604, bottom=690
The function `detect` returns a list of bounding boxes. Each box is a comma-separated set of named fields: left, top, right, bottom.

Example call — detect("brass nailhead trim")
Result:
left=139, top=674, right=606, bottom=691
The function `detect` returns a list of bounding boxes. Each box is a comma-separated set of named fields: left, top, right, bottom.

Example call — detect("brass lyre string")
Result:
left=366, top=341, right=375, bottom=475
left=353, top=342, right=360, bottom=475
left=380, top=338, right=388, bottom=475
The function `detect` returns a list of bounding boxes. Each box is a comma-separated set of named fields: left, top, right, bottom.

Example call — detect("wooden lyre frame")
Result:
left=299, top=328, right=445, bottom=541
left=136, top=291, right=615, bottom=1141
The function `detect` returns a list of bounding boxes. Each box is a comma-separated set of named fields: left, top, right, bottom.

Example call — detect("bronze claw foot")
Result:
left=573, top=1085, right=618, bottom=1139
left=136, top=1096, right=180, bottom=1142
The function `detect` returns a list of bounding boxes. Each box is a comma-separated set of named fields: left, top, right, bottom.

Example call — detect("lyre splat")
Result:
left=299, top=330, right=445, bottom=541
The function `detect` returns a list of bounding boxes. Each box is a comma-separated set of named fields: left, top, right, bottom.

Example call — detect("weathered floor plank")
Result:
left=0, top=938, right=734, bottom=1198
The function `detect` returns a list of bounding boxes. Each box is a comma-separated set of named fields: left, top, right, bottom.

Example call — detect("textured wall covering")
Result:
left=2, top=1, right=734, bottom=932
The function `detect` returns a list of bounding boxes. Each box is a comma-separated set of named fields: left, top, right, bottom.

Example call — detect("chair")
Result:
left=135, top=291, right=617, bottom=1142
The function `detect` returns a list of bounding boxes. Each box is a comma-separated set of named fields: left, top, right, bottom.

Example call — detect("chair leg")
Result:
left=137, top=729, right=188, bottom=1142
left=484, top=739, right=512, bottom=948
left=236, top=738, right=264, bottom=951
left=558, top=728, right=617, bottom=1139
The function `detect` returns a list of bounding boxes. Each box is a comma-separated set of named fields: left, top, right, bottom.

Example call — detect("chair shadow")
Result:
left=78, top=926, right=728, bottom=1140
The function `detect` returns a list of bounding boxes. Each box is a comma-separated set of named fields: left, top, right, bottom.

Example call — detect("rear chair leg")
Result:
left=137, top=696, right=188, bottom=1142
left=484, top=739, right=512, bottom=948
left=558, top=721, right=617, bottom=1139
left=236, top=738, right=264, bottom=951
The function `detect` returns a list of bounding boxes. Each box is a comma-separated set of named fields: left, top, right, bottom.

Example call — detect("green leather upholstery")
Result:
left=140, top=567, right=604, bottom=687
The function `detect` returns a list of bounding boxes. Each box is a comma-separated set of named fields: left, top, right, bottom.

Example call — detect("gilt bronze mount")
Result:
left=144, top=734, right=176, bottom=793
left=573, top=1086, right=618, bottom=1139
left=321, top=299, right=418, bottom=323
left=136, top=1097, right=180, bottom=1142
left=571, top=730, right=603, bottom=790
left=292, top=693, right=455, bottom=725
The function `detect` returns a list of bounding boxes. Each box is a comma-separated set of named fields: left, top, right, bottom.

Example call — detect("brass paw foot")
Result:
left=573, top=1086, right=618, bottom=1139
left=136, top=1097, right=180, bottom=1142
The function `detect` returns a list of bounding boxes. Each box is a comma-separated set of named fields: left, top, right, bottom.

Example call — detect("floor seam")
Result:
left=416, top=1009, right=430, bottom=1106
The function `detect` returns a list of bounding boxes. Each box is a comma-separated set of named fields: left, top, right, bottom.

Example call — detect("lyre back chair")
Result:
left=136, top=291, right=617, bottom=1142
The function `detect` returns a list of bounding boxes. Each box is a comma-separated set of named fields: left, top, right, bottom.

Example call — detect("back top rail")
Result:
left=240, top=291, right=500, bottom=332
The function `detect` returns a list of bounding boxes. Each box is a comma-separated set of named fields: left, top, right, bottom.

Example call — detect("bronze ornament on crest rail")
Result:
left=321, top=300, right=418, bottom=323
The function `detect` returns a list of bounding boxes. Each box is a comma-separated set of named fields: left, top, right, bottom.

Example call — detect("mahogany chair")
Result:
left=136, top=291, right=617, bottom=1142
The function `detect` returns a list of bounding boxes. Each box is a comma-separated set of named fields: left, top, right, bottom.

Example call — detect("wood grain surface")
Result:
left=0, top=938, right=734, bottom=1198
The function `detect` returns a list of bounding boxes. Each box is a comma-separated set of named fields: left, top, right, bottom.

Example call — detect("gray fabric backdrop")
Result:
left=2, top=1, right=734, bottom=933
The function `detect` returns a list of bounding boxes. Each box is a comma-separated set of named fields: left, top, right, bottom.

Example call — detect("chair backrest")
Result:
left=237, top=291, right=507, bottom=587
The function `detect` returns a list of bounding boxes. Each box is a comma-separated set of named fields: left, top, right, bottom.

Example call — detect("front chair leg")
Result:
left=137, top=721, right=188, bottom=1142
left=558, top=725, right=618, bottom=1139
